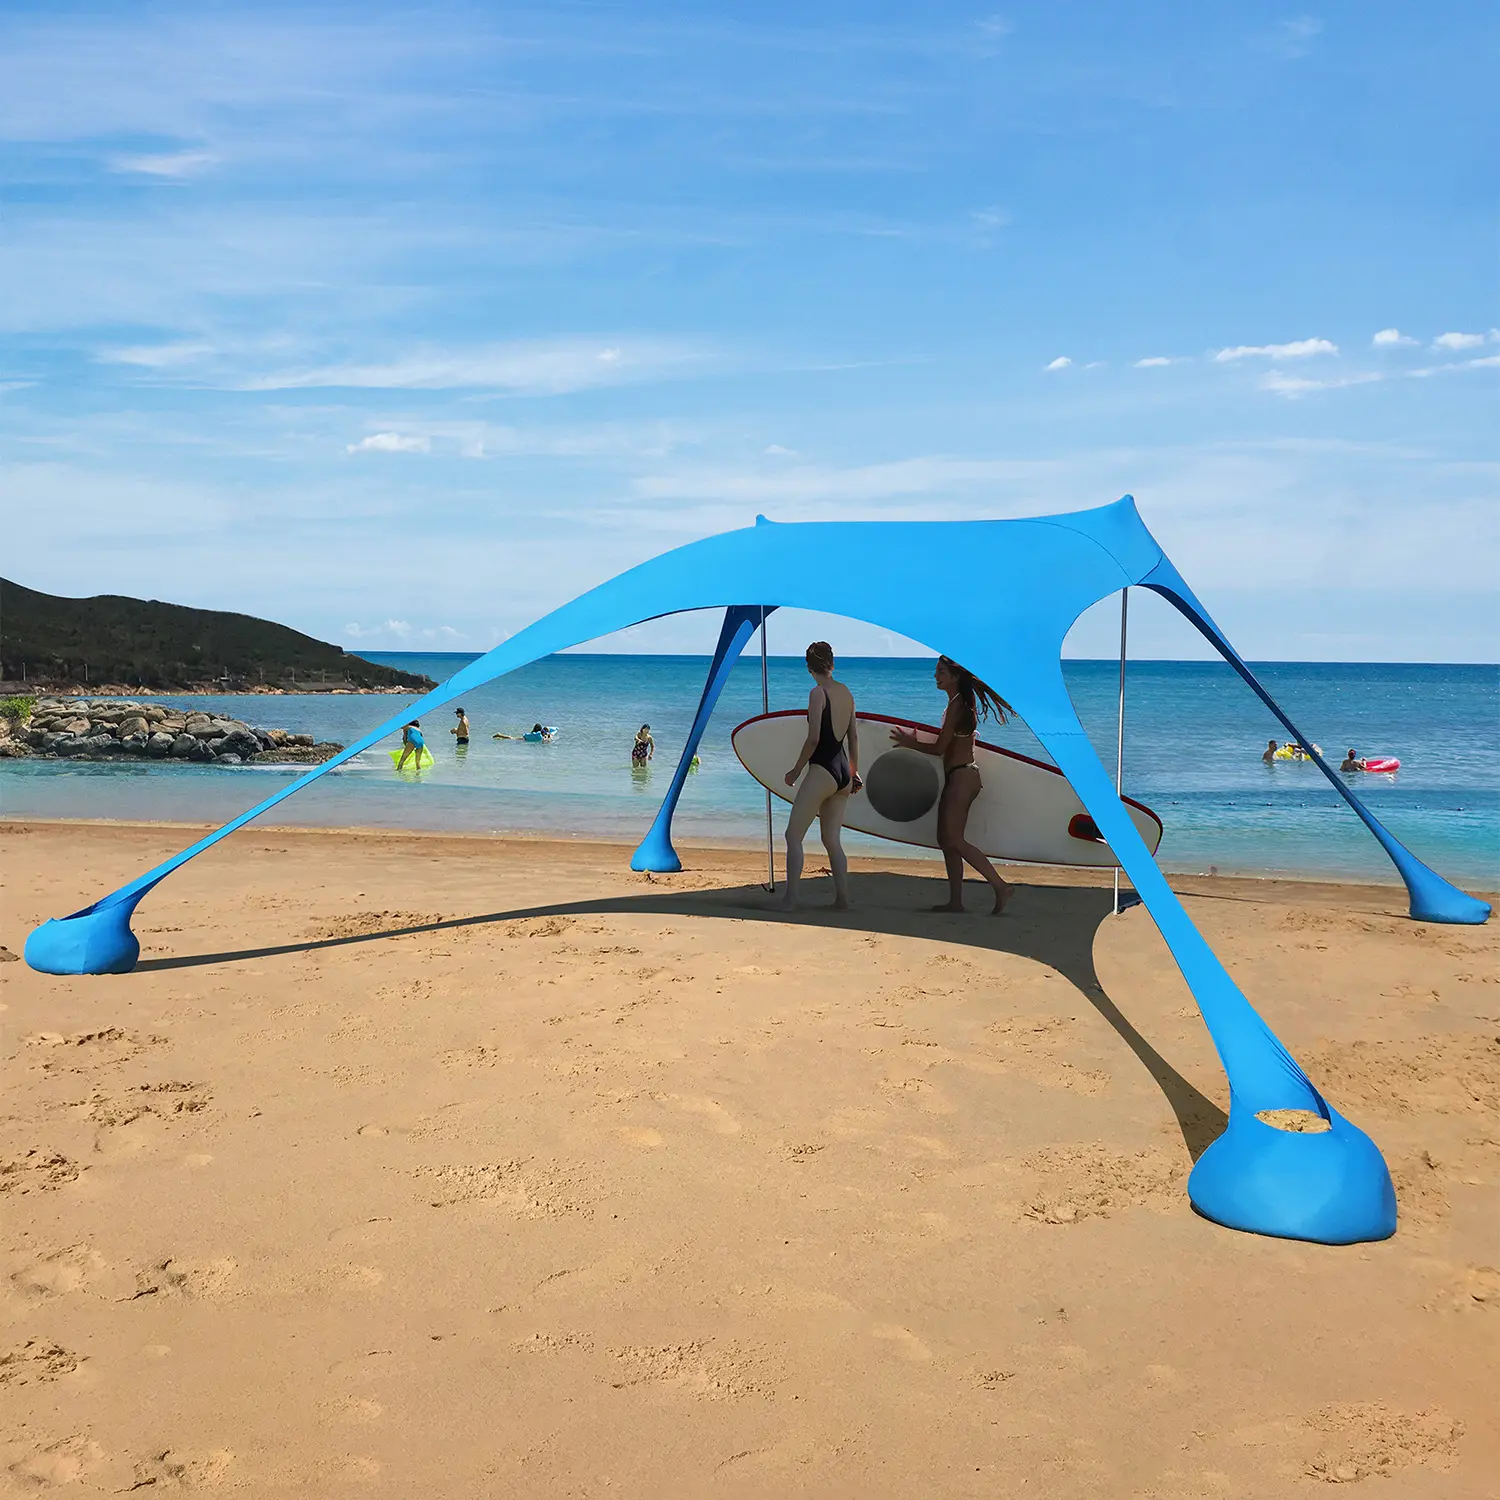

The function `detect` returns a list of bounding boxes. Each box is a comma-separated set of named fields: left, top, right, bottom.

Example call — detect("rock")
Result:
left=122, top=732, right=150, bottom=753
left=188, top=737, right=214, bottom=762
left=118, top=715, right=148, bottom=738
left=61, top=716, right=91, bottom=736
left=147, top=732, right=174, bottom=757
left=169, top=734, right=197, bottom=758
left=288, top=733, right=314, bottom=747
left=214, top=752, right=242, bottom=765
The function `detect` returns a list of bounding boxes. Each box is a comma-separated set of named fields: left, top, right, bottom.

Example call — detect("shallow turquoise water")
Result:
left=2, top=655, right=1495, bottom=890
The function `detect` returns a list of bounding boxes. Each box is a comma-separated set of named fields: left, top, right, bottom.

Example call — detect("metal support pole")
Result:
left=762, top=607, right=775, bottom=891
left=1114, top=588, right=1129, bottom=916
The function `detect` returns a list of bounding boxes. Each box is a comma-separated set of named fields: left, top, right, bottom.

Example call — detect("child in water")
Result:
left=632, top=724, right=654, bottom=764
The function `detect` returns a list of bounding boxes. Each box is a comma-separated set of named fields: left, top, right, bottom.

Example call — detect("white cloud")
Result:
left=346, top=432, right=430, bottom=455
left=1260, top=370, right=1383, bottom=398
left=1432, top=331, right=1485, bottom=351
left=970, top=205, right=1010, bottom=230
left=1044, top=356, right=1071, bottom=371
left=1214, top=338, right=1338, bottom=362
left=1133, top=356, right=1176, bottom=368
left=1468, top=354, right=1500, bottom=369
left=239, top=339, right=702, bottom=394
left=1372, top=329, right=1417, bottom=348
left=764, top=444, right=796, bottom=456
left=108, top=149, right=218, bottom=178
left=100, top=341, right=216, bottom=369
left=344, top=619, right=460, bottom=643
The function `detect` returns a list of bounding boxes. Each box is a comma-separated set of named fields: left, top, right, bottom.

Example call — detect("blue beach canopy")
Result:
left=25, top=497, right=1491, bottom=1246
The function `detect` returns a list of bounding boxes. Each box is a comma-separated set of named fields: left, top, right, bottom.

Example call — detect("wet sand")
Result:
left=2, top=820, right=1497, bottom=1497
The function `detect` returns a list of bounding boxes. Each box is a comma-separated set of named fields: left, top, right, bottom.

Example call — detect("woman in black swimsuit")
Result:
left=891, top=655, right=1015, bottom=915
left=780, top=641, right=861, bottom=911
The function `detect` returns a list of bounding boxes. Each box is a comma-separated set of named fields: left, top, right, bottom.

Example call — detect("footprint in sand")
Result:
left=324, top=1396, right=385, bottom=1425
left=1301, top=1402, right=1462, bottom=1484
left=7, top=1436, right=107, bottom=1488
left=23, top=1027, right=166, bottom=1073
left=7, top=1244, right=109, bottom=1302
left=870, top=1324, right=932, bottom=1362
left=1018, top=1144, right=1182, bottom=1224
left=128, top=1257, right=240, bottom=1301
left=876, top=1076, right=957, bottom=1116
left=337, top=1264, right=386, bottom=1291
left=616, top=1126, right=664, bottom=1148
left=649, top=1093, right=741, bottom=1135
left=0, top=1341, right=84, bottom=1388
left=0, top=1150, right=82, bottom=1195
left=1422, top=1262, right=1499, bottom=1313
left=128, top=1449, right=236, bottom=1489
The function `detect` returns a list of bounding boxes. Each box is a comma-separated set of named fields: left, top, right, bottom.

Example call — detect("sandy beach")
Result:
left=2, top=819, right=1496, bottom=1497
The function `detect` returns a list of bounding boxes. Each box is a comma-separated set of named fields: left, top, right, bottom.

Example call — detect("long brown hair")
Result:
left=938, top=656, right=1012, bottom=731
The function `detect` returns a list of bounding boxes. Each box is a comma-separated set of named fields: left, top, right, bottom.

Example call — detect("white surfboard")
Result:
left=731, top=711, right=1163, bottom=869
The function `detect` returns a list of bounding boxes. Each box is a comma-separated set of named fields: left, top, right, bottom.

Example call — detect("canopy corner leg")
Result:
left=630, top=605, right=770, bottom=873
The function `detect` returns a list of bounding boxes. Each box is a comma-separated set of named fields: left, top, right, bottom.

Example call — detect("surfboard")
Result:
left=389, top=747, right=435, bottom=770
left=731, top=711, right=1163, bottom=869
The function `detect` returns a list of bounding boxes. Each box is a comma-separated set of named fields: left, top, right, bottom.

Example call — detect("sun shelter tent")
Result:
left=25, top=497, right=1491, bottom=1245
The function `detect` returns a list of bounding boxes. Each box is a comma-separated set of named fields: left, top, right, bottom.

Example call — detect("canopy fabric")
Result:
left=24, top=496, right=1490, bottom=1244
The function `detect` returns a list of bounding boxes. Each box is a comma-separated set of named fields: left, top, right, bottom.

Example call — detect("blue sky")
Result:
left=2, top=1, right=1495, bottom=661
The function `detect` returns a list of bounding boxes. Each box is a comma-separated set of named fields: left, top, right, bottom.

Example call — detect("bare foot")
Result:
left=830, top=898, right=853, bottom=912
left=776, top=895, right=799, bottom=913
left=991, top=883, right=1015, bottom=916
left=929, top=900, right=965, bottom=913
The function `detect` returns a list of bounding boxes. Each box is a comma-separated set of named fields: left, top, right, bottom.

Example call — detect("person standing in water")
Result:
left=890, top=656, right=1015, bottom=915
left=780, top=642, right=860, bottom=912
left=632, top=724, right=655, bottom=765
left=396, top=719, right=426, bottom=771
left=451, top=708, right=470, bottom=747
left=1263, top=739, right=1279, bottom=764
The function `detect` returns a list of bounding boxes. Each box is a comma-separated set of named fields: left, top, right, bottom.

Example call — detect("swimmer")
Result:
left=451, top=707, right=470, bottom=745
left=396, top=719, right=425, bottom=771
left=632, top=723, right=654, bottom=765
left=1263, top=739, right=1279, bottom=764
left=1340, top=748, right=1366, bottom=772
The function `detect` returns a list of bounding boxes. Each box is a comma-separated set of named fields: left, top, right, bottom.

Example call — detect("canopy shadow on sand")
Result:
left=134, top=871, right=1229, bottom=1161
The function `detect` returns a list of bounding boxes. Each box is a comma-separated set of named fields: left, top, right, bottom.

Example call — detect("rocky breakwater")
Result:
left=9, top=697, right=342, bottom=765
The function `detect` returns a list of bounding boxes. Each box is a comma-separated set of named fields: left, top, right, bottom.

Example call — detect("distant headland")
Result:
left=0, top=578, right=437, bottom=696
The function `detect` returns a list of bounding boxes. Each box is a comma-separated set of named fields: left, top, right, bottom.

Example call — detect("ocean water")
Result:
left=2, top=655, right=1496, bottom=890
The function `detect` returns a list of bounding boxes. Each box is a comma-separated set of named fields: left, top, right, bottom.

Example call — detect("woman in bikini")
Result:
left=780, top=641, right=861, bottom=912
left=890, top=656, right=1015, bottom=915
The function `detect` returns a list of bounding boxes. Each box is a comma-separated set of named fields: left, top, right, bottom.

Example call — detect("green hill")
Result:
left=0, top=578, right=436, bottom=693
